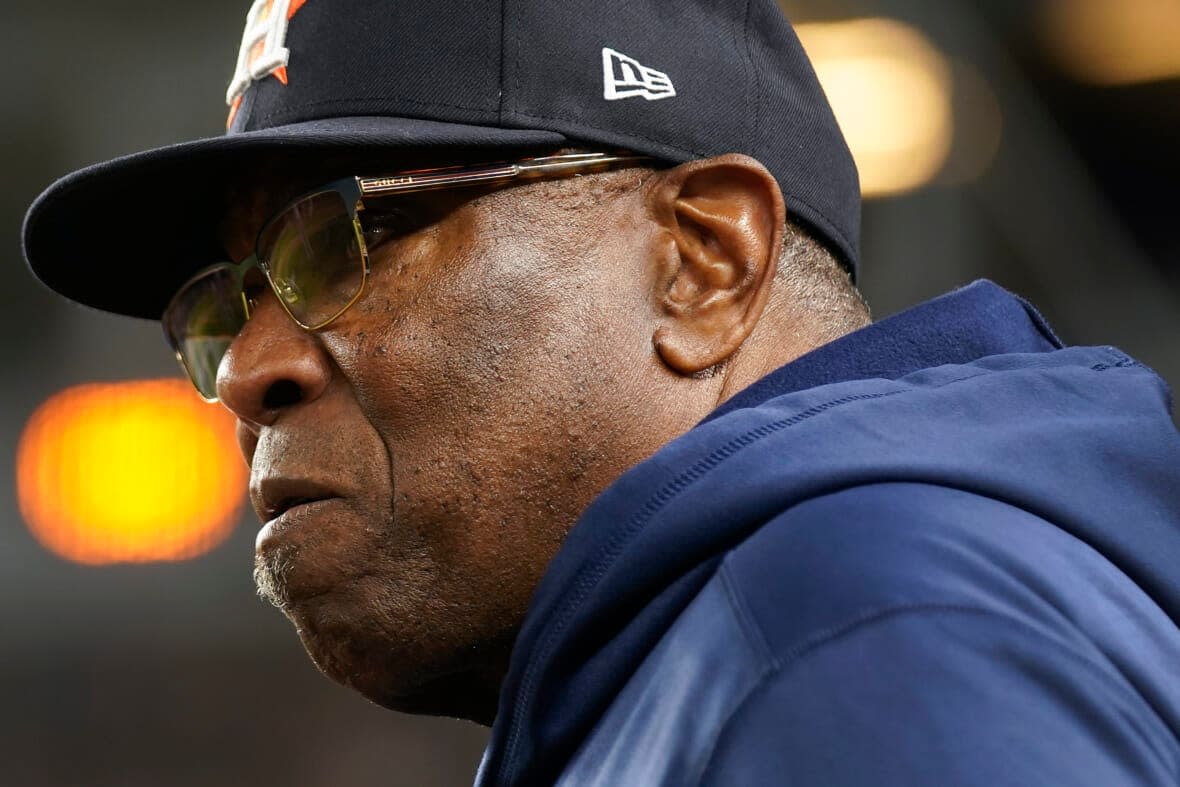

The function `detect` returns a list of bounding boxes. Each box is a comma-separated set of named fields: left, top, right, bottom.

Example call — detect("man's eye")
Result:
left=362, top=224, right=394, bottom=250
left=362, top=212, right=405, bottom=250
left=361, top=206, right=433, bottom=251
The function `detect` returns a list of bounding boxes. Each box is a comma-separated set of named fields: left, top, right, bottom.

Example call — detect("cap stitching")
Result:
left=750, top=0, right=764, bottom=146
left=740, top=0, right=758, bottom=153
left=510, top=0, right=522, bottom=118
left=497, top=0, right=509, bottom=124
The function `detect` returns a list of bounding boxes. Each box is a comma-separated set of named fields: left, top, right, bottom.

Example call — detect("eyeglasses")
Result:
left=163, top=151, right=653, bottom=402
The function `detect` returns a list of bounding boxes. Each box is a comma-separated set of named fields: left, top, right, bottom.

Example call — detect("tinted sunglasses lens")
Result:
left=259, top=189, right=365, bottom=328
left=164, top=267, right=247, bottom=401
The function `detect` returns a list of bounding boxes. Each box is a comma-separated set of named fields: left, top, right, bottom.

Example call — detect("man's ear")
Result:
left=647, top=154, right=786, bottom=375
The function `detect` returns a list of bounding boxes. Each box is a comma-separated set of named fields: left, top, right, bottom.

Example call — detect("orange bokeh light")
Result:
left=16, top=379, right=248, bottom=565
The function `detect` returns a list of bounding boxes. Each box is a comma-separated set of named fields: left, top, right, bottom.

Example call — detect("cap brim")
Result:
left=23, top=116, right=568, bottom=320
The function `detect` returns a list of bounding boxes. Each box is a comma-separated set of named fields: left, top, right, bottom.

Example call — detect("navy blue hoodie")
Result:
left=476, top=281, right=1180, bottom=786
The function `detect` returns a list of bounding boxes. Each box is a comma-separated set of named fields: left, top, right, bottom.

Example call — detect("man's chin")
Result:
left=252, top=542, right=343, bottom=611
left=249, top=569, right=433, bottom=707
left=253, top=549, right=297, bottom=611
left=289, top=613, right=498, bottom=722
left=279, top=601, right=505, bottom=724
left=251, top=549, right=510, bottom=725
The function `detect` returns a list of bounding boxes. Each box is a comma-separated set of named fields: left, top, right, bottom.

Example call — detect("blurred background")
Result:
left=2, top=0, right=1178, bottom=784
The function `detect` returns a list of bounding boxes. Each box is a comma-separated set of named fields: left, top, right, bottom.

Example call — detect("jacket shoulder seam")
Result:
left=696, top=603, right=1177, bottom=785
left=717, top=560, right=778, bottom=671
left=681, top=563, right=780, bottom=786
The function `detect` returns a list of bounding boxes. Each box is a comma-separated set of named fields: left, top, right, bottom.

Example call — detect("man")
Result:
left=22, top=0, right=1180, bottom=784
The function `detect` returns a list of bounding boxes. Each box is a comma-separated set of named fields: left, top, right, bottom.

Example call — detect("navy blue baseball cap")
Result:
left=23, top=0, right=860, bottom=320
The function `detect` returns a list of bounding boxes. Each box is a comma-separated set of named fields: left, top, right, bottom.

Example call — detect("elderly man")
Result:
left=23, top=0, right=1180, bottom=784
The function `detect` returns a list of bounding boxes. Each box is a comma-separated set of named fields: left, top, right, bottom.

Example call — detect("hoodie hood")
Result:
left=477, top=280, right=1180, bottom=786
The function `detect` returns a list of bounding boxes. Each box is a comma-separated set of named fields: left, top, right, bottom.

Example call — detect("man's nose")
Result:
left=215, top=296, right=331, bottom=428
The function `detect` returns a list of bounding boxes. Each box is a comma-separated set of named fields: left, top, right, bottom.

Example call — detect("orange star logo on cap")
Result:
left=225, top=0, right=310, bottom=128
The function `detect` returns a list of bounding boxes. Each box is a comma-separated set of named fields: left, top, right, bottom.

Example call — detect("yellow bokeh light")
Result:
left=1043, top=0, right=1180, bottom=86
left=16, top=379, right=247, bottom=565
left=796, top=18, right=955, bottom=198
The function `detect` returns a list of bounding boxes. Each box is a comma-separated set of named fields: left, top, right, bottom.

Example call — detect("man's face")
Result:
left=215, top=162, right=687, bottom=722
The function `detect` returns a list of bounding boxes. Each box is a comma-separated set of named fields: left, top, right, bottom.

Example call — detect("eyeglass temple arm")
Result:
left=357, top=153, right=652, bottom=198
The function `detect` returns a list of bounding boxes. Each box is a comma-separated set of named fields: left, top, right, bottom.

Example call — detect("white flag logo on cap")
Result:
left=602, top=48, right=677, bottom=101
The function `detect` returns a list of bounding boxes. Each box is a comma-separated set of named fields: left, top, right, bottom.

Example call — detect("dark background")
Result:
left=2, top=0, right=1177, bottom=784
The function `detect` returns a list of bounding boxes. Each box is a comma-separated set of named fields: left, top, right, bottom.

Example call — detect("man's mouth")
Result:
left=267, top=495, right=329, bottom=521
left=251, top=476, right=339, bottom=552
left=255, top=477, right=342, bottom=529
left=255, top=496, right=342, bottom=552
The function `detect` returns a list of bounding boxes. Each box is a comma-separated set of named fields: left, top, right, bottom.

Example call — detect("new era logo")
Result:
left=602, top=48, right=676, bottom=101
